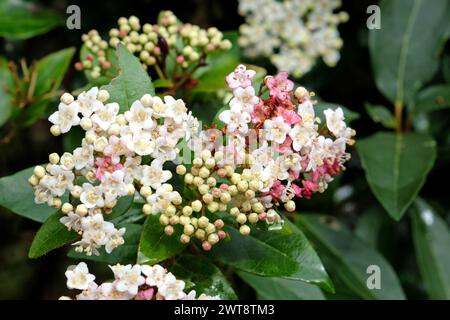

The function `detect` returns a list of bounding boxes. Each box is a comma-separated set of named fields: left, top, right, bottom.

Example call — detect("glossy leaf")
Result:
left=104, top=195, right=134, bottom=221
left=369, top=0, right=450, bottom=105
left=137, top=214, right=186, bottom=265
left=357, top=132, right=436, bottom=220
left=0, top=1, right=64, bottom=39
left=28, top=211, right=78, bottom=258
left=297, top=214, right=405, bottom=300
left=67, top=223, right=142, bottom=265
left=209, top=220, right=333, bottom=292
left=364, top=103, right=396, bottom=129
left=411, top=198, right=450, bottom=299
left=170, top=254, right=237, bottom=299
left=238, top=271, right=325, bottom=300
left=0, top=166, right=61, bottom=222
left=413, top=85, right=450, bottom=114
left=101, top=44, right=154, bottom=112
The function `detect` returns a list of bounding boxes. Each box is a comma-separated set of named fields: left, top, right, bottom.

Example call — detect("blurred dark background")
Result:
left=1, top=0, right=449, bottom=299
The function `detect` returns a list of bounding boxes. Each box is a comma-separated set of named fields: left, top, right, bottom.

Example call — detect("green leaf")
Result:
left=364, top=103, right=396, bottom=129
left=153, top=79, right=174, bottom=88
left=443, top=54, right=450, bottom=83
left=208, top=220, right=333, bottom=292
left=104, top=195, right=134, bottom=221
left=411, top=198, right=450, bottom=299
left=28, top=210, right=78, bottom=258
left=101, top=44, right=154, bottom=112
left=357, top=132, right=436, bottom=220
left=412, top=85, right=450, bottom=114
left=0, top=0, right=64, bottom=40
left=137, top=214, right=186, bottom=265
left=169, top=254, right=237, bottom=299
left=0, top=166, right=61, bottom=222
left=369, top=0, right=450, bottom=105
left=67, top=223, right=142, bottom=264
left=297, top=214, right=405, bottom=300
left=0, top=57, right=14, bottom=126
left=34, top=47, right=75, bottom=97
left=238, top=271, right=325, bottom=300
left=314, top=100, right=360, bottom=124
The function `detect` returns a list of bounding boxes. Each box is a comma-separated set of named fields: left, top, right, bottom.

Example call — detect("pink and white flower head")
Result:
left=266, top=71, right=294, bottom=100
left=226, top=64, right=256, bottom=89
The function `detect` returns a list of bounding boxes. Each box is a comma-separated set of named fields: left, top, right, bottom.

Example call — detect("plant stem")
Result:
left=154, top=64, right=166, bottom=80
left=395, top=100, right=403, bottom=133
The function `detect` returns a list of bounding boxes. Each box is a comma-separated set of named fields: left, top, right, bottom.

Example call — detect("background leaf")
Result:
left=169, top=254, right=237, bottom=299
left=0, top=166, right=62, bottom=222
left=297, top=214, right=406, bottom=300
left=208, top=220, right=333, bottom=292
left=28, top=211, right=78, bottom=258
left=238, top=271, right=325, bottom=300
left=0, top=57, right=14, bottom=126
left=369, top=0, right=450, bottom=106
left=412, top=84, right=450, bottom=114
left=364, top=103, right=396, bottom=129
left=411, top=198, right=450, bottom=299
left=357, top=132, right=436, bottom=220
left=101, top=44, right=154, bottom=112
left=137, top=214, right=186, bottom=265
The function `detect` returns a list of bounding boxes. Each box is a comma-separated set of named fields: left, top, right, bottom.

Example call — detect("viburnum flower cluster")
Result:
left=60, top=262, right=220, bottom=300
left=157, top=64, right=355, bottom=250
left=76, top=10, right=231, bottom=81
left=238, top=0, right=348, bottom=77
left=28, top=87, right=198, bottom=256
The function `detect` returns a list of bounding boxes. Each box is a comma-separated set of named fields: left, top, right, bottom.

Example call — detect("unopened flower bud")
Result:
left=97, top=89, right=110, bottom=102
left=76, top=204, right=88, bottom=216
left=176, top=165, right=186, bottom=175
left=164, top=225, right=174, bottom=236
left=239, top=225, right=251, bottom=236
left=285, top=200, right=296, bottom=212
left=62, top=202, right=74, bottom=214
left=61, top=93, right=74, bottom=105
left=34, top=166, right=46, bottom=179
left=191, top=200, right=202, bottom=212
left=236, top=213, right=247, bottom=224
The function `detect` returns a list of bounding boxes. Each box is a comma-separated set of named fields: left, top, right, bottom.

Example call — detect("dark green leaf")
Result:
left=297, top=214, right=405, bottom=300
left=137, top=214, right=186, bottom=265
left=28, top=210, right=78, bottom=258
left=411, top=198, right=450, bottom=299
left=364, top=103, right=396, bottom=129
left=209, top=220, right=333, bottom=292
left=0, top=1, right=64, bottom=40
left=413, top=85, right=450, bottom=114
left=170, top=254, right=237, bottom=299
left=104, top=195, right=133, bottom=221
left=101, top=44, right=154, bottom=112
left=369, top=0, right=450, bottom=105
left=0, top=166, right=61, bottom=222
left=67, top=223, right=142, bottom=264
left=357, top=132, right=436, bottom=220
left=238, top=271, right=325, bottom=300
left=0, top=57, right=14, bottom=126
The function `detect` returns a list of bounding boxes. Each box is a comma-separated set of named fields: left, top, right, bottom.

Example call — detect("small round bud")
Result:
left=71, top=185, right=82, bottom=198
left=230, top=173, right=241, bottom=185
left=76, top=204, right=88, bottom=216
left=165, top=205, right=176, bottom=217
left=184, top=173, right=194, bottom=184
left=245, top=190, right=255, bottom=200
left=191, top=200, right=202, bottom=212
left=80, top=117, right=93, bottom=131
left=193, top=157, right=203, bottom=168
left=248, top=213, right=259, bottom=224
left=219, top=192, right=231, bottom=204
left=169, top=215, right=180, bottom=225
left=236, top=213, right=247, bottom=224
left=199, top=167, right=210, bottom=179
left=228, top=185, right=238, bottom=196
left=295, top=86, right=309, bottom=100
left=207, top=201, right=219, bottom=213
left=204, top=158, right=216, bottom=169
left=62, top=202, right=74, bottom=214
left=193, top=177, right=204, bottom=187
left=28, top=175, right=39, bottom=186
left=195, top=229, right=206, bottom=240
left=252, top=202, right=264, bottom=213
left=285, top=200, right=296, bottom=212
left=249, top=180, right=260, bottom=191
left=140, top=186, right=152, bottom=197
left=201, top=149, right=212, bottom=161
left=214, top=219, right=224, bottom=229
left=159, top=214, right=169, bottom=225
left=179, top=216, right=190, bottom=225
left=180, top=234, right=191, bottom=244
left=239, top=225, right=251, bottom=236
left=61, top=93, right=74, bottom=104
left=205, top=223, right=216, bottom=234
left=49, top=153, right=60, bottom=164
left=202, top=193, right=214, bottom=204
left=198, top=184, right=210, bottom=195
left=182, top=206, right=193, bottom=216
left=97, top=89, right=110, bottom=102
left=184, top=224, right=195, bottom=236
left=218, top=230, right=227, bottom=239
left=140, top=94, right=154, bottom=107
left=208, top=233, right=219, bottom=245
left=176, top=165, right=186, bottom=175
left=50, top=125, right=61, bottom=136
left=206, top=177, right=217, bottom=188
left=142, top=204, right=152, bottom=215
left=34, top=166, right=46, bottom=179
left=202, top=241, right=212, bottom=251
left=164, top=225, right=174, bottom=236
left=52, top=198, right=62, bottom=208
left=237, top=180, right=249, bottom=192
left=230, top=207, right=240, bottom=217
left=85, top=132, right=96, bottom=144
left=198, top=216, right=209, bottom=229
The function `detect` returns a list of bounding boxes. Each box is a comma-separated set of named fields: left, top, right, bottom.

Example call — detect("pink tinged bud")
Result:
left=153, top=47, right=161, bottom=55
left=217, top=230, right=226, bottom=239
left=102, top=61, right=111, bottom=69
left=202, top=241, right=212, bottom=251
left=258, top=212, right=267, bottom=220
left=119, top=30, right=127, bottom=38
left=75, top=62, right=83, bottom=71
left=207, top=43, right=215, bottom=52
left=214, top=219, right=224, bottom=229
left=86, top=54, right=94, bottom=61
left=219, top=184, right=228, bottom=191
left=176, top=55, right=184, bottom=64
left=217, top=168, right=226, bottom=178
left=136, top=288, right=154, bottom=300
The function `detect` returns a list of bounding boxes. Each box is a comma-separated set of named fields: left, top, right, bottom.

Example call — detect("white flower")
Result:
left=65, top=262, right=96, bottom=290
left=141, top=264, right=167, bottom=287
left=48, top=102, right=81, bottom=133
left=80, top=183, right=105, bottom=208
left=125, top=130, right=155, bottom=156
left=324, top=107, right=346, bottom=136
left=289, top=124, right=318, bottom=151
left=157, top=273, right=186, bottom=300
left=164, top=96, right=188, bottom=124
left=91, top=102, right=120, bottom=131
left=60, top=152, right=75, bottom=170
left=297, top=100, right=316, bottom=128
left=105, top=227, right=125, bottom=253
left=60, top=211, right=82, bottom=231
left=73, top=139, right=94, bottom=170
left=124, top=100, right=154, bottom=132
left=101, top=170, right=128, bottom=202
left=141, top=159, right=172, bottom=189
left=219, top=106, right=251, bottom=134
left=229, top=86, right=259, bottom=113
left=103, top=135, right=129, bottom=164
left=264, top=116, right=291, bottom=144
left=77, top=87, right=103, bottom=117
left=97, top=282, right=134, bottom=300
left=110, top=264, right=145, bottom=295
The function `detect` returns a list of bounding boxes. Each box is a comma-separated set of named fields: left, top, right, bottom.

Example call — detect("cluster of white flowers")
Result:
left=238, top=0, right=348, bottom=77
left=29, top=87, right=199, bottom=255
left=60, top=262, right=220, bottom=300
